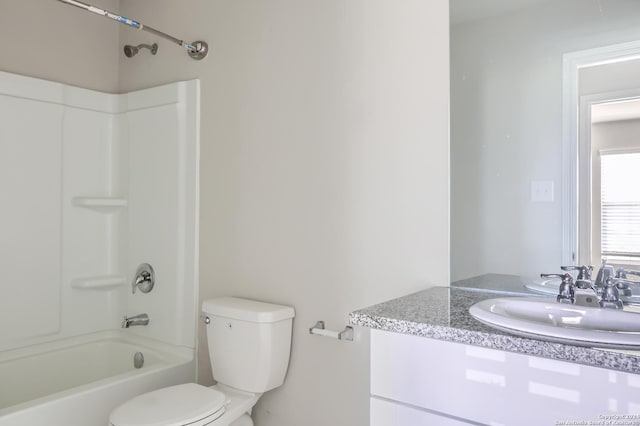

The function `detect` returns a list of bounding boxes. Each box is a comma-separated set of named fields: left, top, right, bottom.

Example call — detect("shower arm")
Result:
left=56, top=0, right=208, bottom=60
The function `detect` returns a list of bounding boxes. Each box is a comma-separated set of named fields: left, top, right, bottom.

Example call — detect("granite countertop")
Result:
left=349, top=274, right=640, bottom=375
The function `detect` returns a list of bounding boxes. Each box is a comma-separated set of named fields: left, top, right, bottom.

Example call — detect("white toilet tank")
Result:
left=202, top=297, right=295, bottom=394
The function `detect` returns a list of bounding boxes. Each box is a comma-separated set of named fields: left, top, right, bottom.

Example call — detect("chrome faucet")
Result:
left=600, top=278, right=624, bottom=309
left=615, top=267, right=640, bottom=296
left=561, top=265, right=593, bottom=289
left=593, top=260, right=615, bottom=296
left=615, top=267, right=640, bottom=279
left=541, top=273, right=575, bottom=304
left=543, top=263, right=639, bottom=309
left=598, top=277, right=640, bottom=309
left=122, top=313, right=149, bottom=328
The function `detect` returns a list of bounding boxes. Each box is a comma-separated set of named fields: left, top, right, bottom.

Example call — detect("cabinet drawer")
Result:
left=371, top=329, right=640, bottom=425
left=371, top=397, right=474, bottom=426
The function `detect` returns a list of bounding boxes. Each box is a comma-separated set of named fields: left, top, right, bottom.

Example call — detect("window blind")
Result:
left=601, top=151, right=640, bottom=258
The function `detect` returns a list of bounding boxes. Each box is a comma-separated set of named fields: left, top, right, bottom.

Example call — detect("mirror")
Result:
left=450, top=0, right=640, bottom=282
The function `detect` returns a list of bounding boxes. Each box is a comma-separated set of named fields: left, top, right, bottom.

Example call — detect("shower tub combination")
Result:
left=0, top=70, right=200, bottom=425
left=0, top=331, right=193, bottom=426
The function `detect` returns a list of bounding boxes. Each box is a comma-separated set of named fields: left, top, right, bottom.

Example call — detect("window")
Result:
left=599, top=151, right=640, bottom=263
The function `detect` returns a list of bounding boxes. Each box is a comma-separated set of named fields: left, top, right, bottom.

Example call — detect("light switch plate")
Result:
left=531, top=180, right=554, bottom=202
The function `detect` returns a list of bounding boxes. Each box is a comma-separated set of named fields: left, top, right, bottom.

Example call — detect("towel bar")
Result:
left=309, top=321, right=354, bottom=341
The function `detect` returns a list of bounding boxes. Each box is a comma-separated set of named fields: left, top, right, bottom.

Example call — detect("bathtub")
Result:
left=0, top=330, right=195, bottom=426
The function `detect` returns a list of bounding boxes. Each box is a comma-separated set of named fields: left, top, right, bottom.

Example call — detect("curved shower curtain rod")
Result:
left=56, top=0, right=208, bottom=60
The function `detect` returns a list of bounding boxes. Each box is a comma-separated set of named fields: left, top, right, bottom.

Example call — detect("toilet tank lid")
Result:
left=202, top=297, right=295, bottom=323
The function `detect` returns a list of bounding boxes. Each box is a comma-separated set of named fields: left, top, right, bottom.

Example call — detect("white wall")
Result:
left=451, top=0, right=640, bottom=281
left=118, top=1, right=449, bottom=425
left=0, top=0, right=119, bottom=92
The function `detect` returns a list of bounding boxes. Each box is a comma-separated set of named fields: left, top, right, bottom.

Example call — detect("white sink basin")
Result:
left=469, top=297, right=640, bottom=349
left=524, top=278, right=562, bottom=295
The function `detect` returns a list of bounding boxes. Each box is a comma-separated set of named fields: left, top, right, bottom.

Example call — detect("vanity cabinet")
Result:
left=371, top=397, right=471, bottom=426
left=370, top=329, right=640, bottom=425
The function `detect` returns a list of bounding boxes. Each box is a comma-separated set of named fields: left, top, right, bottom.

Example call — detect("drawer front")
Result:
left=371, top=329, right=640, bottom=425
left=371, top=397, right=474, bottom=426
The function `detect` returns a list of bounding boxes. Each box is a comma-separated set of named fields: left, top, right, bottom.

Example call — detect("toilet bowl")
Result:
left=109, top=297, right=295, bottom=426
left=109, top=383, right=258, bottom=426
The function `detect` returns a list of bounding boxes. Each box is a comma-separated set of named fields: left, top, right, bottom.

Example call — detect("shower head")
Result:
left=123, top=43, right=158, bottom=58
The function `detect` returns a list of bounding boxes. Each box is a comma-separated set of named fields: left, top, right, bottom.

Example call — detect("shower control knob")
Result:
left=132, top=263, right=155, bottom=294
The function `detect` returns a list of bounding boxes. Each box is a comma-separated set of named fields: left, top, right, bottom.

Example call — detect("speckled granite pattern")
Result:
left=349, top=286, right=640, bottom=375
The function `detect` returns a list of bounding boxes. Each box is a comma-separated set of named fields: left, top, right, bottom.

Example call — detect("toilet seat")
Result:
left=109, top=383, right=226, bottom=426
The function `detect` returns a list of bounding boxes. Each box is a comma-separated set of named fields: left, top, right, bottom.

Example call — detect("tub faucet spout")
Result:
left=122, top=313, right=149, bottom=328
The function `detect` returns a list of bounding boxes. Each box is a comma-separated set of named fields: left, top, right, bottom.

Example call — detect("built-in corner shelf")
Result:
left=70, top=275, right=127, bottom=290
left=71, top=197, right=128, bottom=210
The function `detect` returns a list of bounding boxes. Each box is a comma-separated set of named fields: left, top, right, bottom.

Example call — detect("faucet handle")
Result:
left=542, top=273, right=575, bottom=304
left=132, top=263, right=155, bottom=294
left=561, top=265, right=594, bottom=280
left=612, top=277, right=640, bottom=287
left=541, top=273, right=573, bottom=282
left=615, top=267, right=640, bottom=279
left=600, top=277, right=625, bottom=309
left=594, top=261, right=615, bottom=289
left=609, top=275, right=640, bottom=296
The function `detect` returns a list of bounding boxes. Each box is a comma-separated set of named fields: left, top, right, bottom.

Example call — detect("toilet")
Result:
left=109, top=297, right=295, bottom=426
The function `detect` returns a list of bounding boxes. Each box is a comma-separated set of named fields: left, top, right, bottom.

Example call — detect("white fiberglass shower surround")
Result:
left=0, top=71, right=200, bottom=426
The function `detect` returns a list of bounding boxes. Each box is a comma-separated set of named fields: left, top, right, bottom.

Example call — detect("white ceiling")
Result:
left=450, top=0, right=555, bottom=25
